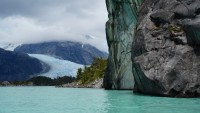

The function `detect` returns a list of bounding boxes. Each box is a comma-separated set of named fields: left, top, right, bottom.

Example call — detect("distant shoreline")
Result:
left=0, top=78, right=103, bottom=89
left=58, top=78, right=103, bottom=89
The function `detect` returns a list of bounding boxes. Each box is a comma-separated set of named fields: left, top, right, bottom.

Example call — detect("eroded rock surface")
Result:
left=104, top=0, right=142, bottom=89
left=132, top=0, right=200, bottom=97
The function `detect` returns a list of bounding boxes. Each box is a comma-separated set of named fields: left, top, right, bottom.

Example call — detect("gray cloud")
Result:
left=0, top=0, right=108, bottom=51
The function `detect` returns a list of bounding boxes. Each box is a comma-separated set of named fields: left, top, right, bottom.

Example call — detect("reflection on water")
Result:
left=104, top=90, right=200, bottom=113
left=0, top=87, right=200, bottom=113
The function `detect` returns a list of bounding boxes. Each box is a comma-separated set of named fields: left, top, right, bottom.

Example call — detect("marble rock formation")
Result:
left=105, top=0, right=200, bottom=97
left=104, top=0, right=142, bottom=89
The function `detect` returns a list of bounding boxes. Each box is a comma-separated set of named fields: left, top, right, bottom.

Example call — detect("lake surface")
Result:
left=0, top=87, right=200, bottom=113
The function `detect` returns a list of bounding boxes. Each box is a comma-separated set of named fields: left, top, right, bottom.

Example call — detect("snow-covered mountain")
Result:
left=0, top=43, right=19, bottom=51
left=29, top=54, right=84, bottom=78
left=85, top=34, right=95, bottom=40
left=0, top=41, right=107, bottom=80
left=14, top=41, right=108, bottom=65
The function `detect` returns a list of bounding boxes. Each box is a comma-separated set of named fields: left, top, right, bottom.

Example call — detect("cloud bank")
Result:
left=0, top=0, right=108, bottom=51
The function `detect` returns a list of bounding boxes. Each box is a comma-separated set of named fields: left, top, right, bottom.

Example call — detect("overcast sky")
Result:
left=0, top=0, right=108, bottom=52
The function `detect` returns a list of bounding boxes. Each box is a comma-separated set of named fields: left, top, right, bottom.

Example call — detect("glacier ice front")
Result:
left=29, top=54, right=84, bottom=78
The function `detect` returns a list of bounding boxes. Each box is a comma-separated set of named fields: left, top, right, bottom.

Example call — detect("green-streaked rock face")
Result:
left=104, top=0, right=142, bottom=89
left=105, top=0, right=200, bottom=97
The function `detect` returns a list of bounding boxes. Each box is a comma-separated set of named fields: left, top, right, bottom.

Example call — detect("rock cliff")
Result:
left=132, top=0, right=200, bottom=97
left=104, top=0, right=142, bottom=89
left=105, top=0, right=200, bottom=97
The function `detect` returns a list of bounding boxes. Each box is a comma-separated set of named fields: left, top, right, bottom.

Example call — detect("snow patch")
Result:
left=85, top=34, right=95, bottom=40
left=0, top=43, right=19, bottom=51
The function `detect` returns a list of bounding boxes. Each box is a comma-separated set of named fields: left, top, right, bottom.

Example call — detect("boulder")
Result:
left=2, top=81, right=11, bottom=86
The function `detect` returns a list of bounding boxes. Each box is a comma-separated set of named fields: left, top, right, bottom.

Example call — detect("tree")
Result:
left=27, top=76, right=54, bottom=86
left=75, top=58, right=107, bottom=85
left=76, top=68, right=83, bottom=80
left=54, top=76, right=76, bottom=85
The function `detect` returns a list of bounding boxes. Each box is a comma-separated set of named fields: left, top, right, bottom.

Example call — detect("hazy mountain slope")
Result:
left=0, top=49, right=45, bottom=81
left=0, top=43, right=19, bottom=51
left=14, top=41, right=108, bottom=65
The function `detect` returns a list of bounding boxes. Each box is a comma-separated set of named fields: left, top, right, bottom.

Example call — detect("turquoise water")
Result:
left=0, top=87, right=200, bottom=113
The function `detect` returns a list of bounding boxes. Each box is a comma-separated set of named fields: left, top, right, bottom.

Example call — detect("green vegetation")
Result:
left=10, top=81, right=33, bottom=86
left=76, top=58, right=107, bottom=85
left=27, top=76, right=76, bottom=86
left=54, top=76, right=76, bottom=86
left=168, top=24, right=183, bottom=36
left=27, top=58, right=107, bottom=86
left=6, top=76, right=76, bottom=86
left=27, top=76, right=54, bottom=86
left=1, top=58, right=107, bottom=86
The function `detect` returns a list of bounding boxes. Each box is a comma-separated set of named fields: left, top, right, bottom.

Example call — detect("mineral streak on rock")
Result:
left=132, top=0, right=200, bottom=97
left=104, top=0, right=142, bottom=89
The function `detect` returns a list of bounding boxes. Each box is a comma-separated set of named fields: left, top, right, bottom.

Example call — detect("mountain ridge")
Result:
left=0, top=48, right=47, bottom=81
left=14, top=41, right=108, bottom=65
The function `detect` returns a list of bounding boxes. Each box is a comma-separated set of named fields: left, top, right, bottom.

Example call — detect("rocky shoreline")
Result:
left=58, top=78, right=103, bottom=89
left=0, top=78, right=104, bottom=88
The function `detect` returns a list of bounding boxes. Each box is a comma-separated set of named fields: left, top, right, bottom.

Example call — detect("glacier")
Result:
left=0, top=43, right=85, bottom=78
left=29, top=54, right=84, bottom=78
